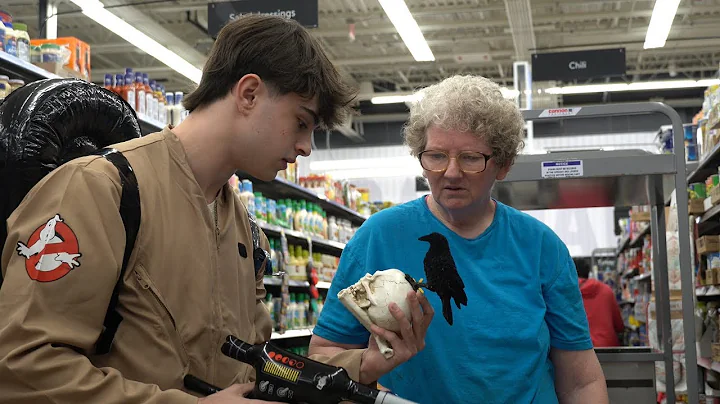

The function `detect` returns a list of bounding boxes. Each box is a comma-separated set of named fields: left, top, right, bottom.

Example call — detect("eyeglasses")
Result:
left=418, top=150, right=494, bottom=173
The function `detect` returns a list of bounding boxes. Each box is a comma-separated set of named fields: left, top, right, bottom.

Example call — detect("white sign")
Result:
left=538, top=107, right=582, bottom=118
left=541, top=160, right=583, bottom=178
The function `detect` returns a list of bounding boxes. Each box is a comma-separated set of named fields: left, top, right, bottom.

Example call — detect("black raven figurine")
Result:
left=410, top=232, right=468, bottom=326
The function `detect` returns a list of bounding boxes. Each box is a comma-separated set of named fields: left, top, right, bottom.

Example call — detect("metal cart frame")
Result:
left=492, top=103, right=696, bottom=404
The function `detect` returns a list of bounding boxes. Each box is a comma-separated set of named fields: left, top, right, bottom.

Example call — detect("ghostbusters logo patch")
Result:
left=16, top=214, right=82, bottom=282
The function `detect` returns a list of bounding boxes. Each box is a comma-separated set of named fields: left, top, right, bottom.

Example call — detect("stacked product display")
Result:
left=226, top=173, right=367, bottom=342
left=265, top=239, right=339, bottom=283
left=1, top=11, right=31, bottom=63
left=1, top=12, right=93, bottom=82
left=102, top=68, right=186, bottom=127
left=616, top=206, right=653, bottom=346
left=265, top=292, right=324, bottom=333
left=235, top=178, right=359, bottom=243
left=0, top=74, right=24, bottom=100
left=699, top=84, right=720, bottom=157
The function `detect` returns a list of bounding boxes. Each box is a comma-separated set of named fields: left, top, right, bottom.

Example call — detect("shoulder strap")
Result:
left=94, top=148, right=141, bottom=355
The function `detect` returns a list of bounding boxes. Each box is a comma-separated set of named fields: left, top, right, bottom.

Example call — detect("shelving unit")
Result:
left=263, top=277, right=330, bottom=290
left=493, top=103, right=695, bottom=404
left=616, top=224, right=651, bottom=257
left=237, top=173, right=368, bottom=227
left=249, top=176, right=363, bottom=340
left=0, top=51, right=164, bottom=135
left=259, top=222, right=345, bottom=255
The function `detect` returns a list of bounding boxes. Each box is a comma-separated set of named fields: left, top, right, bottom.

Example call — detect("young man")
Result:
left=0, top=15, right=432, bottom=404
left=575, top=258, right=625, bottom=347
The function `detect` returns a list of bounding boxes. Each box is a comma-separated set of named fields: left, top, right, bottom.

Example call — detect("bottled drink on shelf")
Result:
left=123, top=71, right=136, bottom=111
left=134, top=72, right=146, bottom=118
left=103, top=74, right=113, bottom=91
left=156, top=83, right=166, bottom=125
left=143, top=74, right=154, bottom=122
left=114, top=74, right=124, bottom=96
left=165, top=92, right=175, bottom=125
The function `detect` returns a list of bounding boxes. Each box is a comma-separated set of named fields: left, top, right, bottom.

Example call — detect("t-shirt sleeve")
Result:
left=543, top=245, right=593, bottom=351
left=313, top=235, right=371, bottom=346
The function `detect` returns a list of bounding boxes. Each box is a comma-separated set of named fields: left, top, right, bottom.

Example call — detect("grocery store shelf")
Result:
left=701, top=204, right=720, bottom=224
left=259, top=223, right=345, bottom=254
left=616, top=234, right=631, bottom=257
left=697, top=286, right=720, bottom=297
left=689, top=141, right=720, bottom=184
left=263, top=277, right=309, bottom=288
left=263, top=278, right=332, bottom=290
left=616, top=226, right=650, bottom=256
left=698, top=357, right=720, bottom=373
left=0, top=51, right=59, bottom=81
left=271, top=328, right=313, bottom=340
left=0, top=52, right=163, bottom=135
left=630, top=226, right=651, bottom=248
left=236, top=173, right=368, bottom=226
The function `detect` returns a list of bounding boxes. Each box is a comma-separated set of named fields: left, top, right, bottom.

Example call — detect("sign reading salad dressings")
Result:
left=207, top=0, right=319, bottom=38
left=541, top=160, right=583, bottom=179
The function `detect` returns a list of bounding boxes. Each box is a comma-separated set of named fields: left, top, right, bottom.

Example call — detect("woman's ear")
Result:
left=496, top=164, right=512, bottom=181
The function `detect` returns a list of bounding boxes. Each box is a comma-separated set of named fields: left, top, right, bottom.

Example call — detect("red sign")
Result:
left=17, top=214, right=82, bottom=282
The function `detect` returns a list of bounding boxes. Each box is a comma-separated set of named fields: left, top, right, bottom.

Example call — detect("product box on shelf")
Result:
left=698, top=236, right=720, bottom=255
left=30, top=37, right=91, bottom=80
left=690, top=199, right=707, bottom=215
left=33, top=62, right=85, bottom=80
left=630, top=211, right=651, bottom=222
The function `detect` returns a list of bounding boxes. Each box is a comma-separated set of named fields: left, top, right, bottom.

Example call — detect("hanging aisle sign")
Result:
left=532, top=48, right=626, bottom=82
left=207, top=0, right=319, bottom=38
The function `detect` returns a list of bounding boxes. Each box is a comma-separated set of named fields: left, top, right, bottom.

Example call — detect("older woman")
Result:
left=309, top=75, right=608, bottom=404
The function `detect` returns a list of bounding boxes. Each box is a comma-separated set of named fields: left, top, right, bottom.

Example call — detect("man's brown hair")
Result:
left=183, top=14, right=356, bottom=130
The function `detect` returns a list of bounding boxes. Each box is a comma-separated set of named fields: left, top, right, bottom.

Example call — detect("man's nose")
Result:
left=296, top=132, right=312, bottom=157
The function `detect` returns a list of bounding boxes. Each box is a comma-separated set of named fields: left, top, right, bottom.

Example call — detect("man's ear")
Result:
left=232, top=74, right=262, bottom=114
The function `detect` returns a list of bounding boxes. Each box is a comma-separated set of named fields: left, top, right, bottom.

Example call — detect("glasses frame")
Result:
left=418, top=150, right=495, bottom=174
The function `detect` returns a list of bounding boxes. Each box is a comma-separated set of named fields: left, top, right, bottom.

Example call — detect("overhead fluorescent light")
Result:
left=544, top=79, right=720, bottom=95
left=377, top=0, right=434, bottom=62
left=70, top=0, right=202, bottom=83
left=644, top=0, right=681, bottom=49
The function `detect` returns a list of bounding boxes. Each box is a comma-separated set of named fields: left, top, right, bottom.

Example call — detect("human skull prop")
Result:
left=337, top=268, right=415, bottom=359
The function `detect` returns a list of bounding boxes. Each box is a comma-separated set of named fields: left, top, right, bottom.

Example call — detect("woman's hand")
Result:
left=358, top=290, right=434, bottom=384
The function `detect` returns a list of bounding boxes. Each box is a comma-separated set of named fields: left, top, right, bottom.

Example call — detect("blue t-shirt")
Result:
left=313, top=197, right=592, bottom=404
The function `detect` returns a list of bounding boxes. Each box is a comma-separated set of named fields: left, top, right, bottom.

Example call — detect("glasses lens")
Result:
left=458, top=152, right=487, bottom=172
left=420, top=151, right=449, bottom=171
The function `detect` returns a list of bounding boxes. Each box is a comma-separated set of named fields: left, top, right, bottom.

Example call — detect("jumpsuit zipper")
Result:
left=209, top=199, right=221, bottom=382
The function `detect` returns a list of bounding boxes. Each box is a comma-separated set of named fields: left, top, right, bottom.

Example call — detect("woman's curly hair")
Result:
left=403, top=75, right=525, bottom=167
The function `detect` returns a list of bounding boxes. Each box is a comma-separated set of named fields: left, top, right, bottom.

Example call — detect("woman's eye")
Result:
left=298, top=120, right=308, bottom=129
